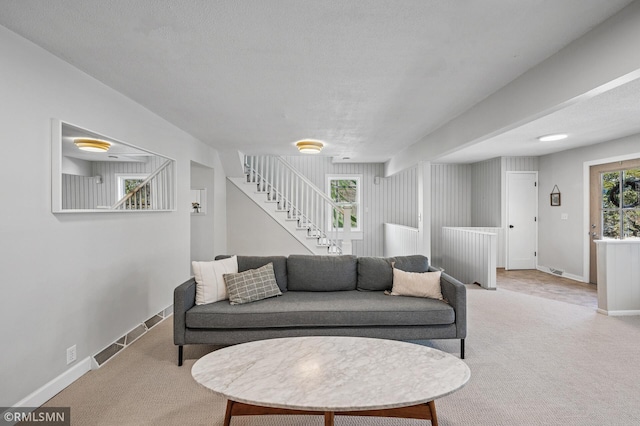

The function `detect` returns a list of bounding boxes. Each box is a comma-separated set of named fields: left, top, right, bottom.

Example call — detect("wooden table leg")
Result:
left=223, top=400, right=234, bottom=426
left=324, top=411, right=335, bottom=426
left=428, top=400, right=438, bottom=426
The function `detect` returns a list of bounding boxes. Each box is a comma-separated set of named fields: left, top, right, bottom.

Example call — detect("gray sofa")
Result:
left=174, top=254, right=466, bottom=366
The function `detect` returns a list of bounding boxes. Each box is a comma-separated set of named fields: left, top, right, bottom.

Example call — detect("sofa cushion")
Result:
left=357, top=255, right=430, bottom=291
left=357, top=257, right=394, bottom=291
left=223, top=263, right=283, bottom=305
left=215, top=255, right=288, bottom=292
left=185, top=290, right=454, bottom=329
left=394, top=255, right=430, bottom=273
left=287, top=255, right=357, bottom=291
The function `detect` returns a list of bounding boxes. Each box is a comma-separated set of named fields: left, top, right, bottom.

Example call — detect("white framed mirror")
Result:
left=52, top=119, right=176, bottom=213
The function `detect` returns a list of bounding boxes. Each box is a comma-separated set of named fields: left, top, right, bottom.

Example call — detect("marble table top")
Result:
left=192, top=336, right=470, bottom=412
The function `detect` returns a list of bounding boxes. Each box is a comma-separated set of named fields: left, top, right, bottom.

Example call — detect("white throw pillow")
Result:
left=192, top=256, right=238, bottom=305
left=390, top=268, right=443, bottom=300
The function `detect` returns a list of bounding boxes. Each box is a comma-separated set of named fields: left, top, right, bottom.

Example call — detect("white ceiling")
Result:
left=0, top=0, right=637, bottom=165
left=437, top=75, right=640, bottom=163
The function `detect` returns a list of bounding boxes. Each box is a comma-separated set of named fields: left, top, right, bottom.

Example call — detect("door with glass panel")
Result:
left=589, top=160, right=640, bottom=284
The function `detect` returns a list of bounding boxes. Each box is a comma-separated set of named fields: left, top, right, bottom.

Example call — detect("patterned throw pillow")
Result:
left=223, top=262, right=282, bottom=305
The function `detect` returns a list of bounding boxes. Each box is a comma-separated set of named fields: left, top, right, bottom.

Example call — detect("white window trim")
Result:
left=326, top=174, right=362, bottom=235
left=115, top=173, right=149, bottom=200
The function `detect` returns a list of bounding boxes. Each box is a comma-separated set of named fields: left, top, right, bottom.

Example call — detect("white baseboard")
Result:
left=536, top=265, right=586, bottom=283
left=597, top=308, right=640, bottom=316
left=14, top=357, right=91, bottom=408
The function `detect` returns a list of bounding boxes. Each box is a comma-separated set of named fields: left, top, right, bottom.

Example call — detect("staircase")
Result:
left=228, top=155, right=352, bottom=255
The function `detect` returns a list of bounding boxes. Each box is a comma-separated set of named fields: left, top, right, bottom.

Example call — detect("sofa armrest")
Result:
left=173, top=277, right=196, bottom=345
left=430, top=266, right=466, bottom=339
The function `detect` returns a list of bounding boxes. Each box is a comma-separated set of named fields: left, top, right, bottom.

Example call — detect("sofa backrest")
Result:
left=214, top=254, right=429, bottom=293
left=287, top=255, right=358, bottom=291
left=215, top=255, right=288, bottom=292
left=357, top=255, right=429, bottom=291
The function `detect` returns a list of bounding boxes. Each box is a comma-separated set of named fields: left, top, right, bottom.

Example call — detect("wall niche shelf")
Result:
left=191, top=189, right=207, bottom=215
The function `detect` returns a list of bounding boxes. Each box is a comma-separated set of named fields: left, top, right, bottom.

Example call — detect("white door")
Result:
left=506, top=172, right=538, bottom=270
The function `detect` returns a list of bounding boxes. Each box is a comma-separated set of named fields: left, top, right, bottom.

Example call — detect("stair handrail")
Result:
left=111, top=159, right=172, bottom=210
left=244, top=155, right=352, bottom=254
left=272, top=156, right=346, bottom=215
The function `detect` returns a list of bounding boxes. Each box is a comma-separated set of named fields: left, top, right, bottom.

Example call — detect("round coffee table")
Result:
left=192, top=336, right=470, bottom=426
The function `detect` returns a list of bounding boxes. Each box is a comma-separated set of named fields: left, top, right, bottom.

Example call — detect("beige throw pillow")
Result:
left=192, top=255, right=238, bottom=305
left=390, top=268, right=443, bottom=300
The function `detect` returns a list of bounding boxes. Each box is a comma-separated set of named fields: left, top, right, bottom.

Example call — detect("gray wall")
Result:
left=226, top=180, right=311, bottom=256
left=538, top=135, right=640, bottom=279
left=0, top=25, right=227, bottom=406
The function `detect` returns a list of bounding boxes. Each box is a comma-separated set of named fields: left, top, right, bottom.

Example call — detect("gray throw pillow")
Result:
left=223, top=263, right=282, bottom=305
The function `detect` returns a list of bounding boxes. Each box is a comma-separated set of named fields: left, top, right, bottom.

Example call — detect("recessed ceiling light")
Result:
left=537, top=133, right=568, bottom=142
left=295, top=140, right=324, bottom=154
left=74, top=138, right=111, bottom=152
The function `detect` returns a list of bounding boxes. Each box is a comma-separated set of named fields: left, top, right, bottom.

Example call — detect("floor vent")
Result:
left=550, top=268, right=564, bottom=276
left=92, top=305, right=172, bottom=368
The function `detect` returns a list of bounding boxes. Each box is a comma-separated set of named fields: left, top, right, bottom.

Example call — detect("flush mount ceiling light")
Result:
left=295, top=140, right=324, bottom=154
left=74, top=138, right=111, bottom=152
left=537, top=133, right=568, bottom=142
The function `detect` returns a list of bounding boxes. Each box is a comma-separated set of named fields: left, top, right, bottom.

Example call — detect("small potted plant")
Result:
left=192, top=202, right=200, bottom=213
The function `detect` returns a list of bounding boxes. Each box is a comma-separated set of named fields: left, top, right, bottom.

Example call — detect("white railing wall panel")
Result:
left=441, top=227, right=497, bottom=290
left=456, top=226, right=505, bottom=268
left=383, top=223, right=419, bottom=257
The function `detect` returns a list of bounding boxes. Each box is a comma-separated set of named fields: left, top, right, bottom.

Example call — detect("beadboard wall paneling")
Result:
left=471, top=158, right=501, bottom=227
left=504, top=156, right=539, bottom=172
left=430, top=163, right=472, bottom=267
left=383, top=166, right=419, bottom=228
left=280, top=157, right=419, bottom=257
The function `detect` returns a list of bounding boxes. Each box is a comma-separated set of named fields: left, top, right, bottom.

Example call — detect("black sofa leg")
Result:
left=178, top=345, right=183, bottom=366
left=461, top=339, right=465, bottom=359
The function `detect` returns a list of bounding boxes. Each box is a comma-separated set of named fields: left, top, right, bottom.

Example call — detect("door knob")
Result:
left=509, top=225, right=514, bottom=228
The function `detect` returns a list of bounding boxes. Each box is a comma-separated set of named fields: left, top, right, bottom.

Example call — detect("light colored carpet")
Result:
left=43, top=286, right=640, bottom=425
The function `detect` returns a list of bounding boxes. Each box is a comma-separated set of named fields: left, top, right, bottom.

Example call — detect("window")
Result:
left=327, top=175, right=361, bottom=231
left=116, top=174, right=151, bottom=209
left=601, top=168, right=640, bottom=239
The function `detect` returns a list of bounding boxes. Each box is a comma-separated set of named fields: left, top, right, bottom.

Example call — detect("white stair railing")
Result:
left=111, top=159, right=173, bottom=210
left=244, top=155, right=352, bottom=255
